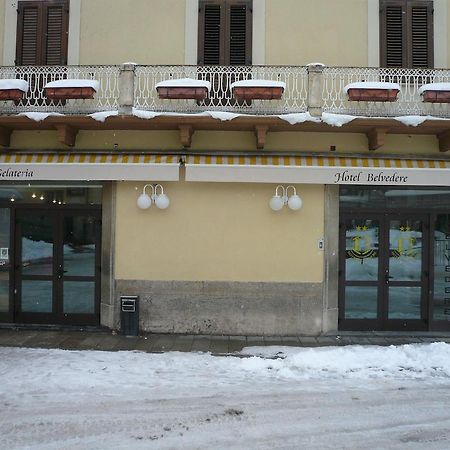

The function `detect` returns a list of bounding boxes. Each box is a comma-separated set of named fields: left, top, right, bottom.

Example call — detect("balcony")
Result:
left=0, top=64, right=449, bottom=150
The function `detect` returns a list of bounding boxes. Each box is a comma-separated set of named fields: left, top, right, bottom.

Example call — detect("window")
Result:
left=16, top=0, right=69, bottom=65
left=198, top=0, right=252, bottom=65
left=380, top=0, right=434, bottom=68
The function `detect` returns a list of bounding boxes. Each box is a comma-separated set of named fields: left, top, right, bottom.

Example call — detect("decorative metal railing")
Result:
left=322, top=66, right=450, bottom=117
left=0, top=64, right=450, bottom=118
left=134, top=65, right=308, bottom=113
left=0, top=65, right=120, bottom=113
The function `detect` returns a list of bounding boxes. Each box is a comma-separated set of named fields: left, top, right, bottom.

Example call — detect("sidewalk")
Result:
left=1, top=327, right=450, bottom=355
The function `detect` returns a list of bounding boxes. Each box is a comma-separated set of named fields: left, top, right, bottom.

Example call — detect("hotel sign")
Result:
left=333, top=170, right=409, bottom=184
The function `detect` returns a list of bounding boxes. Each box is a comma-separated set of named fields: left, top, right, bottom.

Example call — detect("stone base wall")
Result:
left=114, top=280, right=324, bottom=336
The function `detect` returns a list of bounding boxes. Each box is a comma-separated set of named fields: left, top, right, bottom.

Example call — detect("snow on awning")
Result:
left=0, top=153, right=180, bottom=181
left=184, top=155, right=450, bottom=186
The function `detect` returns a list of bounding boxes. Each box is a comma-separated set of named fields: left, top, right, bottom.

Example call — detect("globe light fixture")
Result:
left=269, top=185, right=302, bottom=212
left=137, top=184, right=170, bottom=210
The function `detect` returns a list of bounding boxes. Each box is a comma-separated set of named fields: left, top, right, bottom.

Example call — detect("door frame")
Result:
left=13, top=205, right=101, bottom=326
left=339, top=210, right=431, bottom=331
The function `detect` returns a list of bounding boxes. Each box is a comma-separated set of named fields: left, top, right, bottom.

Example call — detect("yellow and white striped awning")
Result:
left=184, top=155, right=450, bottom=186
left=0, top=153, right=180, bottom=181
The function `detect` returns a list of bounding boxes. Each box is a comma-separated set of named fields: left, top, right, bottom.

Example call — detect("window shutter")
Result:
left=380, top=0, right=406, bottom=67
left=43, top=2, right=69, bottom=65
left=16, top=0, right=69, bottom=66
left=198, top=0, right=252, bottom=66
left=199, top=2, right=223, bottom=65
left=409, top=1, right=433, bottom=68
left=380, top=0, right=433, bottom=68
left=228, top=1, right=252, bottom=65
left=16, top=3, right=41, bottom=65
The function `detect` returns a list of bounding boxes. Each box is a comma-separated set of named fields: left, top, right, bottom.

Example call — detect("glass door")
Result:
left=14, top=208, right=100, bottom=325
left=339, top=213, right=429, bottom=330
left=384, top=216, right=428, bottom=330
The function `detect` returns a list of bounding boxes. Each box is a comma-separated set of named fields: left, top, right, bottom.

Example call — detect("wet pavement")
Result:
left=1, top=327, right=450, bottom=355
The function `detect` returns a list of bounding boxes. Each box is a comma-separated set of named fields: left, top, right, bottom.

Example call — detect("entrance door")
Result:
left=14, top=209, right=101, bottom=325
left=339, top=213, right=429, bottom=331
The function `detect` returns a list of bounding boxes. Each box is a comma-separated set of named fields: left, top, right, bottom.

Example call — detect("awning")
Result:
left=185, top=155, right=450, bottom=186
left=0, top=154, right=180, bottom=181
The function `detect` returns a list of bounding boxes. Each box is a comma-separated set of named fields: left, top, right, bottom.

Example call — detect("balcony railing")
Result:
left=0, top=64, right=449, bottom=118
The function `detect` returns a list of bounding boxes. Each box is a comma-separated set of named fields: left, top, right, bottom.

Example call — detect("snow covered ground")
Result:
left=1, top=343, right=450, bottom=449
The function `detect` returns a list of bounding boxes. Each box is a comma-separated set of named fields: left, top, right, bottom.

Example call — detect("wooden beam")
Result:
left=438, top=130, right=450, bottom=153
left=0, top=126, right=12, bottom=147
left=255, top=125, right=269, bottom=149
left=55, top=124, right=78, bottom=147
left=366, top=128, right=387, bottom=151
left=179, top=125, right=194, bottom=147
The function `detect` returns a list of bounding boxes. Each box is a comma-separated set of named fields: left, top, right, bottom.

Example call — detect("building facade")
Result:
left=0, top=0, right=449, bottom=335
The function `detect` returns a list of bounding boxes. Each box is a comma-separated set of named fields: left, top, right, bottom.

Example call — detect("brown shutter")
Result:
left=198, top=1, right=224, bottom=65
left=16, top=2, right=42, bottom=65
left=228, top=1, right=252, bottom=65
left=380, top=0, right=433, bottom=68
left=198, top=0, right=252, bottom=66
left=43, top=1, right=69, bottom=65
left=16, top=0, right=69, bottom=66
left=408, top=1, right=433, bottom=68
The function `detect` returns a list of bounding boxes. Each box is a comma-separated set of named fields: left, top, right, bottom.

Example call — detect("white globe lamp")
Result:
left=137, top=193, right=152, bottom=209
left=155, top=193, right=170, bottom=209
left=288, top=194, right=302, bottom=211
left=269, top=195, right=284, bottom=211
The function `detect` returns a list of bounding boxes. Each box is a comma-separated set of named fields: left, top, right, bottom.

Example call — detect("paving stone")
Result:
left=208, top=336, right=230, bottom=354
left=228, top=336, right=247, bottom=353
left=172, top=335, right=194, bottom=352
left=191, top=335, right=211, bottom=353
left=245, top=336, right=266, bottom=347
left=151, top=335, right=176, bottom=352
left=298, top=336, right=319, bottom=346
left=280, top=337, right=301, bottom=347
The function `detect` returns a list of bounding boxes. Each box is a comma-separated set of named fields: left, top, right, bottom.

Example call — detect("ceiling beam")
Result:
left=255, top=125, right=268, bottom=149
left=438, top=130, right=450, bottom=152
left=55, top=124, right=78, bottom=147
left=0, top=126, right=12, bottom=147
left=366, top=128, right=388, bottom=151
left=179, top=124, right=194, bottom=147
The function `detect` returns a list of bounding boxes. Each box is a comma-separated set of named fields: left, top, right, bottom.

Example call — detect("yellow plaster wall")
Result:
left=8, top=130, right=441, bottom=156
left=115, top=181, right=325, bottom=282
left=79, top=0, right=185, bottom=65
left=0, top=0, right=4, bottom=66
left=266, top=0, right=368, bottom=66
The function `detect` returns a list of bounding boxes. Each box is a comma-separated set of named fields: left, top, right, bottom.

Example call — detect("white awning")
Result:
left=0, top=153, right=180, bottom=181
left=185, top=155, right=450, bottom=186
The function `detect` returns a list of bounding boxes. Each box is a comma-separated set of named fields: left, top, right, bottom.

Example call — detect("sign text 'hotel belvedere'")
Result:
left=333, top=170, right=408, bottom=184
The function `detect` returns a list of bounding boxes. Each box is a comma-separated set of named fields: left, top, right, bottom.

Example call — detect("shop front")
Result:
left=339, top=186, right=450, bottom=332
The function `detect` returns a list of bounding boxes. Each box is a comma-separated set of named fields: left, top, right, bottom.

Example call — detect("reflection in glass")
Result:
left=63, top=216, right=96, bottom=276
left=345, top=219, right=379, bottom=281
left=388, top=287, right=421, bottom=319
left=433, top=214, right=450, bottom=321
left=63, top=281, right=95, bottom=314
left=340, top=186, right=450, bottom=210
left=21, top=280, right=52, bottom=313
left=0, top=208, right=10, bottom=312
left=389, top=219, right=422, bottom=281
left=345, top=286, right=378, bottom=319
left=21, top=214, right=53, bottom=276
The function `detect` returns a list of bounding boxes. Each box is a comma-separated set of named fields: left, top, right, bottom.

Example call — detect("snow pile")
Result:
left=344, top=82, right=401, bottom=94
left=18, top=112, right=64, bottom=122
left=418, top=82, right=450, bottom=94
left=322, top=112, right=356, bottom=127
left=44, top=79, right=100, bottom=92
left=240, top=342, right=450, bottom=380
left=277, top=112, right=320, bottom=125
left=0, top=79, right=29, bottom=92
left=230, top=79, right=286, bottom=90
left=155, top=78, right=211, bottom=91
left=89, top=110, right=119, bottom=122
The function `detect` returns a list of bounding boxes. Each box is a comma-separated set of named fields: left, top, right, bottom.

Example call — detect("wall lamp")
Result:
left=269, top=185, right=302, bottom=211
left=137, top=184, right=170, bottom=210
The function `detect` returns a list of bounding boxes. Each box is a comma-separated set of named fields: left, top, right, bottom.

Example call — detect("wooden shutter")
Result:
left=198, top=0, right=252, bottom=65
left=380, top=0, right=433, bottom=68
left=16, top=0, right=69, bottom=66
left=408, top=1, right=433, bottom=68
